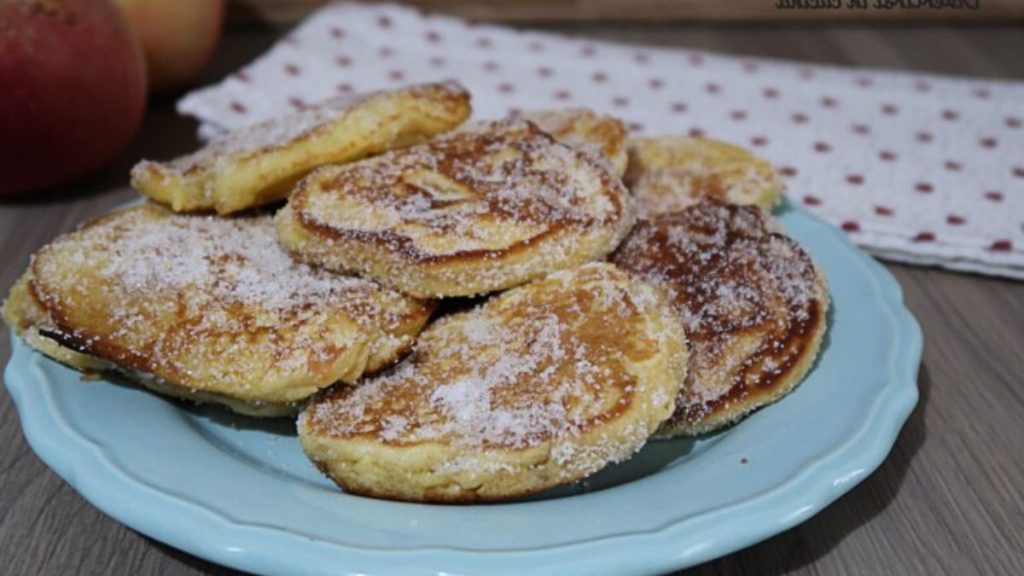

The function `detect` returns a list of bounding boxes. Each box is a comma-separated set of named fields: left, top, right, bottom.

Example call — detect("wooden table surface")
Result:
left=1, top=22, right=1022, bottom=576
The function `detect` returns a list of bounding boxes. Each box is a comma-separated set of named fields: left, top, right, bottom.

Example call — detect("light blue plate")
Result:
left=4, top=202, right=921, bottom=576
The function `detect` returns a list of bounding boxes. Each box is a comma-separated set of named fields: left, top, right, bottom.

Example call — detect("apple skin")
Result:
left=114, top=0, right=224, bottom=91
left=0, top=0, right=147, bottom=196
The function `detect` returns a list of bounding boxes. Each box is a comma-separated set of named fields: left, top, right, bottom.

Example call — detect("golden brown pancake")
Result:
left=276, top=119, right=636, bottom=298
left=299, top=263, right=686, bottom=502
left=4, top=275, right=112, bottom=373
left=131, top=83, right=471, bottom=215
left=625, top=136, right=784, bottom=217
left=520, top=109, right=629, bottom=177
left=610, top=200, right=828, bottom=436
left=2, top=204, right=434, bottom=416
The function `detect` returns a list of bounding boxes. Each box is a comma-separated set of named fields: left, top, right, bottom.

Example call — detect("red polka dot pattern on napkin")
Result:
left=178, top=3, right=1024, bottom=280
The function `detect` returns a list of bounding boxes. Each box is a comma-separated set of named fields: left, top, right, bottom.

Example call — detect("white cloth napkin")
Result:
left=179, top=2, right=1024, bottom=280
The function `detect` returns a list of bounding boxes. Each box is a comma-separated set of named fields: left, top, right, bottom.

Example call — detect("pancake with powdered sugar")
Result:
left=276, top=119, right=636, bottom=298
left=299, top=263, right=686, bottom=502
left=625, top=136, right=784, bottom=217
left=132, top=83, right=471, bottom=215
left=519, top=108, right=629, bottom=177
left=2, top=204, right=433, bottom=416
left=611, top=200, right=828, bottom=436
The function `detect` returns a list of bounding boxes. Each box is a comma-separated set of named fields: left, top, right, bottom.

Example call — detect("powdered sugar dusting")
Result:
left=31, top=205, right=429, bottom=395
left=153, top=91, right=377, bottom=176
left=296, top=119, right=629, bottom=258
left=92, top=209, right=376, bottom=311
left=305, top=263, right=678, bottom=474
left=611, top=200, right=827, bottom=428
left=626, top=137, right=782, bottom=217
left=519, top=109, right=628, bottom=175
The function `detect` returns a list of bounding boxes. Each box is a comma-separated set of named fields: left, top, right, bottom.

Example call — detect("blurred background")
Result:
left=232, top=0, right=1024, bottom=23
left=2, top=0, right=1022, bottom=197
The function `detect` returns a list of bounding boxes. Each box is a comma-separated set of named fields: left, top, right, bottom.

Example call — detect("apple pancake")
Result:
left=520, top=109, right=628, bottom=177
left=131, top=82, right=471, bottom=215
left=299, top=263, right=687, bottom=502
left=4, top=275, right=112, bottom=373
left=4, top=276, right=297, bottom=416
left=277, top=119, right=636, bottom=298
left=610, top=200, right=828, bottom=436
left=1, top=204, right=434, bottom=416
left=625, top=136, right=784, bottom=217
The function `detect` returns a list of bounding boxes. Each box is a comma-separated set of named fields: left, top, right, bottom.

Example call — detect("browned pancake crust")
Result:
left=278, top=119, right=635, bottom=297
left=13, top=204, right=434, bottom=414
left=611, top=200, right=828, bottom=435
left=300, top=263, right=686, bottom=502
left=132, top=83, right=471, bottom=215
left=625, top=136, right=784, bottom=217
left=520, top=109, right=629, bottom=177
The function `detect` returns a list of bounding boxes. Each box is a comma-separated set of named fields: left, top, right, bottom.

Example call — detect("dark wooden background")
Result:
left=1, top=13, right=1023, bottom=576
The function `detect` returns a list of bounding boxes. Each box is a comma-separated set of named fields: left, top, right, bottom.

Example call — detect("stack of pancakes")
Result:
left=3, top=83, right=828, bottom=503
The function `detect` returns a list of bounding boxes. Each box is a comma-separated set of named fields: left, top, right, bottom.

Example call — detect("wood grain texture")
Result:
left=227, top=0, right=1024, bottom=24
left=1, top=23, right=1023, bottom=576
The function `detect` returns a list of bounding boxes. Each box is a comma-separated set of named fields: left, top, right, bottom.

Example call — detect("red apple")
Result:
left=114, top=0, right=224, bottom=91
left=0, top=0, right=147, bottom=196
